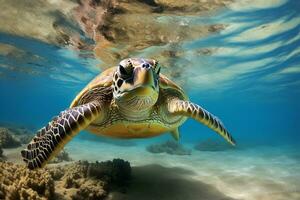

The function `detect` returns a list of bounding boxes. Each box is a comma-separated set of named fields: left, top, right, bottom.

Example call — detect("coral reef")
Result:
left=50, top=159, right=131, bottom=199
left=194, top=139, right=235, bottom=151
left=86, top=159, right=131, bottom=186
left=52, top=162, right=108, bottom=200
left=71, top=179, right=107, bottom=200
left=0, top=162, right=55, bottom=200
left=0, top=127, right=21, bottom=148
left=146, top=140, right=191, bottom=155
left=49, top=149, right=73, bottom=163
left=0, top=159, right=131, bottom=200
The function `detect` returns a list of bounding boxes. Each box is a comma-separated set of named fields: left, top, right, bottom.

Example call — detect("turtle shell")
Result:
left=70, top=67, right=188, bottom=108
left=70, top=67, right=116, bottom=108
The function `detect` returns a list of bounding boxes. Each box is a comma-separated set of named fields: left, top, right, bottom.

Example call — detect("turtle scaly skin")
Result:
left=21, top=58, right=235, bottom=169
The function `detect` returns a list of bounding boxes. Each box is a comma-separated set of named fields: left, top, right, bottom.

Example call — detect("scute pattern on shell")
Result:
left=70, top=67, right=115, bottom=108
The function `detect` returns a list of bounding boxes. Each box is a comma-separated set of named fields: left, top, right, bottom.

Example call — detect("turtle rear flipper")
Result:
left=21, top=101, right=102, bottom=169
left=168, top=99, right=236, bottom=146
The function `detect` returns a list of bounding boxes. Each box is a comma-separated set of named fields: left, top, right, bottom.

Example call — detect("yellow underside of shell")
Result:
left=86, top=121, right=175, bottom=139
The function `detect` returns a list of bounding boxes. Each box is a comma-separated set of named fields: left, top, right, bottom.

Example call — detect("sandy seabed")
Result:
left=3, top=139, right=300, bottom=200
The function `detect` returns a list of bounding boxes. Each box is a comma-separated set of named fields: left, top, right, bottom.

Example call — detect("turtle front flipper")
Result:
left=168, top=99, right=236, bottom=146
left=21, top=101, right=102, bottom=169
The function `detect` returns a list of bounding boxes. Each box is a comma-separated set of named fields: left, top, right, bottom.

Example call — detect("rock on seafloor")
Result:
left=0, top=159, right=131, bottom=200
left=194, top=139, right=235, bottom=152
left=146, top=140, right=191, bottom=155
left=0, top=127, right=21, bottom=148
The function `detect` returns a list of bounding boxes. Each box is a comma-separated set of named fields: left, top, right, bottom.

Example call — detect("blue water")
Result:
left=1, top=1, right=300, bottom=199
left=1, top=0, right=299, bottom=148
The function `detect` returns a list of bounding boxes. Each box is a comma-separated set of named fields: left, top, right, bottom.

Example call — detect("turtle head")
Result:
left=113, top=58, right=160, bottom=112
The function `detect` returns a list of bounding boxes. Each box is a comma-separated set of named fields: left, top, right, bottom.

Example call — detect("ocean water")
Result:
left=0, top=0, right=300, bottom=200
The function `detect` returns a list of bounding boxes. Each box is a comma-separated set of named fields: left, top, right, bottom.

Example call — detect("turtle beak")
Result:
left=133, top=64, right=156, bottom=93
left=115, top=61, right=159, bottom=111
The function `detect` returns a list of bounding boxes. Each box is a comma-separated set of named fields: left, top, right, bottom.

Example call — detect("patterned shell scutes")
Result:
left=70, top=67, right=116, bottom=108
left=159, top=74, right=188, bottom=100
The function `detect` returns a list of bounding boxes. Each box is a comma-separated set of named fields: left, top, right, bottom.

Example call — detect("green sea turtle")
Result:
left=21, top=58, right=235, bottom=169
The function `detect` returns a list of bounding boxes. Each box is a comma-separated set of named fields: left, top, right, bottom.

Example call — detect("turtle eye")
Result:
left=119, top=65, right=127, bottom=75
left=118, top=64, right=132, bottom=79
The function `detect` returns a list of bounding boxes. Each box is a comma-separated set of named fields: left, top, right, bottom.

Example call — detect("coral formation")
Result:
left=86, top=159, right=131, bottom=186
left=0, top=127, right=21, bottom=148
left=194, top=139, right=235, bottom=151
left=0, top=159, right=131, bottom=199
left=72, top=179, right=107, bottom=200
left=0, top=162, right=54, bottom=200
left=52, top=162, right=108, bottom=199
left=49, top=149, right=73, bottom=163
left=146, top=140, right=191, bottom=155
left=50, top=159, right=131, bottom=199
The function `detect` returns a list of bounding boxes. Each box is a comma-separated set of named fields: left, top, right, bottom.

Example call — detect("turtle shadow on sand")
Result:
left=109, top=164, right=239, bottom=200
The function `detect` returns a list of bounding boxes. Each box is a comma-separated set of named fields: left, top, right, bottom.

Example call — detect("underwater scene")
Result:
left=0, top=0, right=300, bottom=199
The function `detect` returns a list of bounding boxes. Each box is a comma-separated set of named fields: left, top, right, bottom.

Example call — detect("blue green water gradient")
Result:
left=0, top=0, right=299, bottom=147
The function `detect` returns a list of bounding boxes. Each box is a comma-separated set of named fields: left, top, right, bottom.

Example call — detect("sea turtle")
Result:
left=21, top=58, right=235, bottom=169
